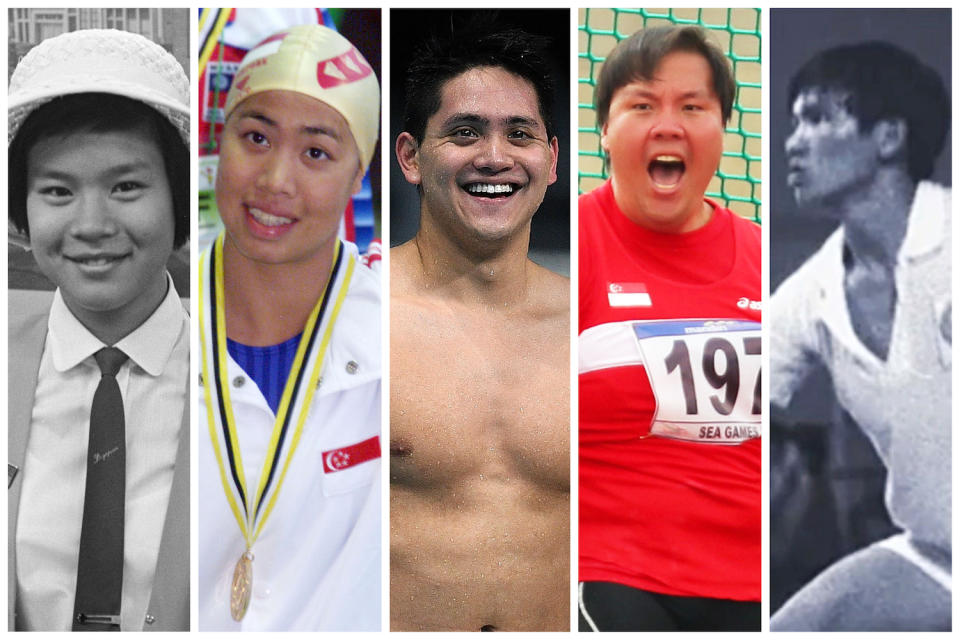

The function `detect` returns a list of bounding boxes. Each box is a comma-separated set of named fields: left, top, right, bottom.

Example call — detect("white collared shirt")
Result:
left=16, top=276, right=189, bottom=631
left=771, top=181, right=952, bottom=550
left=198, top=242, right=382, bottom=631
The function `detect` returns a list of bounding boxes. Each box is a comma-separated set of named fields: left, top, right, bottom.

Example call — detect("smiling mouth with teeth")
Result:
left=68, top=254, right=126, bottom=266
left=249, top=207, right=294, bottom=227
left=648, top=155, right=685, bottom=189
left=465, top=183, right=517, bottom=198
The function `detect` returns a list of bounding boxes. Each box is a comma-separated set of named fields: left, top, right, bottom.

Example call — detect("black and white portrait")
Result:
left=769, top=8, right=951, bottom=631
left=8, top=7, right=191, bottom=631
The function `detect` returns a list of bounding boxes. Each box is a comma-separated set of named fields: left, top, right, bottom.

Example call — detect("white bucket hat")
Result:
left=8, top=28, right=190, bottom=145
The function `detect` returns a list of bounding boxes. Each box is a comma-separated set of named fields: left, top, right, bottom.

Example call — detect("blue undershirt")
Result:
left=227, top=333, right=302, bottom=414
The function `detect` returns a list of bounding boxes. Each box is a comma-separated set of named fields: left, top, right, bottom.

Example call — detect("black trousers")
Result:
left=578, top=581, right=761, bottom=632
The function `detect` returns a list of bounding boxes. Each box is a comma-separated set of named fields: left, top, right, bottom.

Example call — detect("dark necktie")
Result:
left=73, top=347, right=128, bottom=631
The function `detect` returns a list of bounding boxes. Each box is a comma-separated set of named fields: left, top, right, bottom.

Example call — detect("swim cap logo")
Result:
left=316, top=47, right=373, bottom=89
left=233, top=72, right=249, bottom=92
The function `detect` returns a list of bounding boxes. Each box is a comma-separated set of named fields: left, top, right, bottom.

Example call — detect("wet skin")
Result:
left=391, top=66, right=569, bottom=631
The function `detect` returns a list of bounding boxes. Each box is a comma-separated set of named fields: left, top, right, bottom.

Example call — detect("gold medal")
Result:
left=200, top=233, right=355, bottom=623
left=230, top=550, right=254, bottom=621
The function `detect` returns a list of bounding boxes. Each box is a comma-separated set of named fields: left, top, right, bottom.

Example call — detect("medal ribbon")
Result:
left=199, top=232, right=356, bottom=548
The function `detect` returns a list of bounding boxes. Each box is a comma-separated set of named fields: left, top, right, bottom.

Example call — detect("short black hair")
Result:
left=9, top=93, right=189, bottom=249
left=402, top=18, right=555, bottom=144
left=788, top=41, right=949, bottom=182
left=595, top=25, right=736, bottom=128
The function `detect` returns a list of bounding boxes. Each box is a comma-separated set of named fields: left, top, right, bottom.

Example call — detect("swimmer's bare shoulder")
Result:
left=527, top=258, right=569, bottom=326
left=389, top=240, right=425, bottom=300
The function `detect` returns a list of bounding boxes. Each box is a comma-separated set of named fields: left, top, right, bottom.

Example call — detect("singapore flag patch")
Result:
left=322, top=436, right=381, bottom=473
left=608, top=282, right=652, bottom=308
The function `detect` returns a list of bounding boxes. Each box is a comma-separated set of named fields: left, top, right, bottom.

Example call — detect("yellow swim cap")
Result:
left=225, top=24, right=380, bottom=170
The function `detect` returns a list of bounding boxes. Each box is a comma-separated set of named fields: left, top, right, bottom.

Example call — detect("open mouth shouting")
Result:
left=463, top=182, right=521, bottom=199
left=648, top=155, right=686, bottom=191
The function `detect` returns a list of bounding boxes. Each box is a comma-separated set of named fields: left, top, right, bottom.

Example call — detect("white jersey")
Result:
left=198, top=240, right=382, bottom=630
left=771, top=181, right=951, bottom=554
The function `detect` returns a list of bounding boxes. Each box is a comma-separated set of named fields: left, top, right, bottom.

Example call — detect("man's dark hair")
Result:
left=595, top=25, right=736, bottom=128
left=9, top=93, right=189, bottom=249
left=402, top=21, right=555, bottom=143
left=788, top=42, right=950, bottom=182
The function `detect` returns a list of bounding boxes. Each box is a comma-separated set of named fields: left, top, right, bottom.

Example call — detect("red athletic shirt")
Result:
left=578, top=180, right=761, bottom=601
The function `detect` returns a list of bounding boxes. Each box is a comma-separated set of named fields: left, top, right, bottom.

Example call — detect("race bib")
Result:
left=633, top=319, right=761, bottom=444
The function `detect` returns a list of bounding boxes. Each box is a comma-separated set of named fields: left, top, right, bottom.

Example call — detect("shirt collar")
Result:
left=49, top=274, right=187, bottom=376
left=899, top=181, right=950, bottom=263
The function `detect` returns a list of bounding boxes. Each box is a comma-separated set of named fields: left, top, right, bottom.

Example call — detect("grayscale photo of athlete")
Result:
left=769, top=8, right=951, bottom=631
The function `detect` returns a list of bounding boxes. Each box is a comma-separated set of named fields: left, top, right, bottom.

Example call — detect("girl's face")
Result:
left=215, top=90, right=363, bottom=269
left=26, top=124, right=175, bottom=334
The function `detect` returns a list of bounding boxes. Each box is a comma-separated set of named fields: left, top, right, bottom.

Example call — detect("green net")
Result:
left=578, top=8, right=761, bottom=222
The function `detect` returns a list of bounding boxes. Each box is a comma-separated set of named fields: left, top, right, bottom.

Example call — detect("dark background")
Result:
left=769, top=8, right=951, bottom=611
left=389, top=9, right=570, bottom=276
